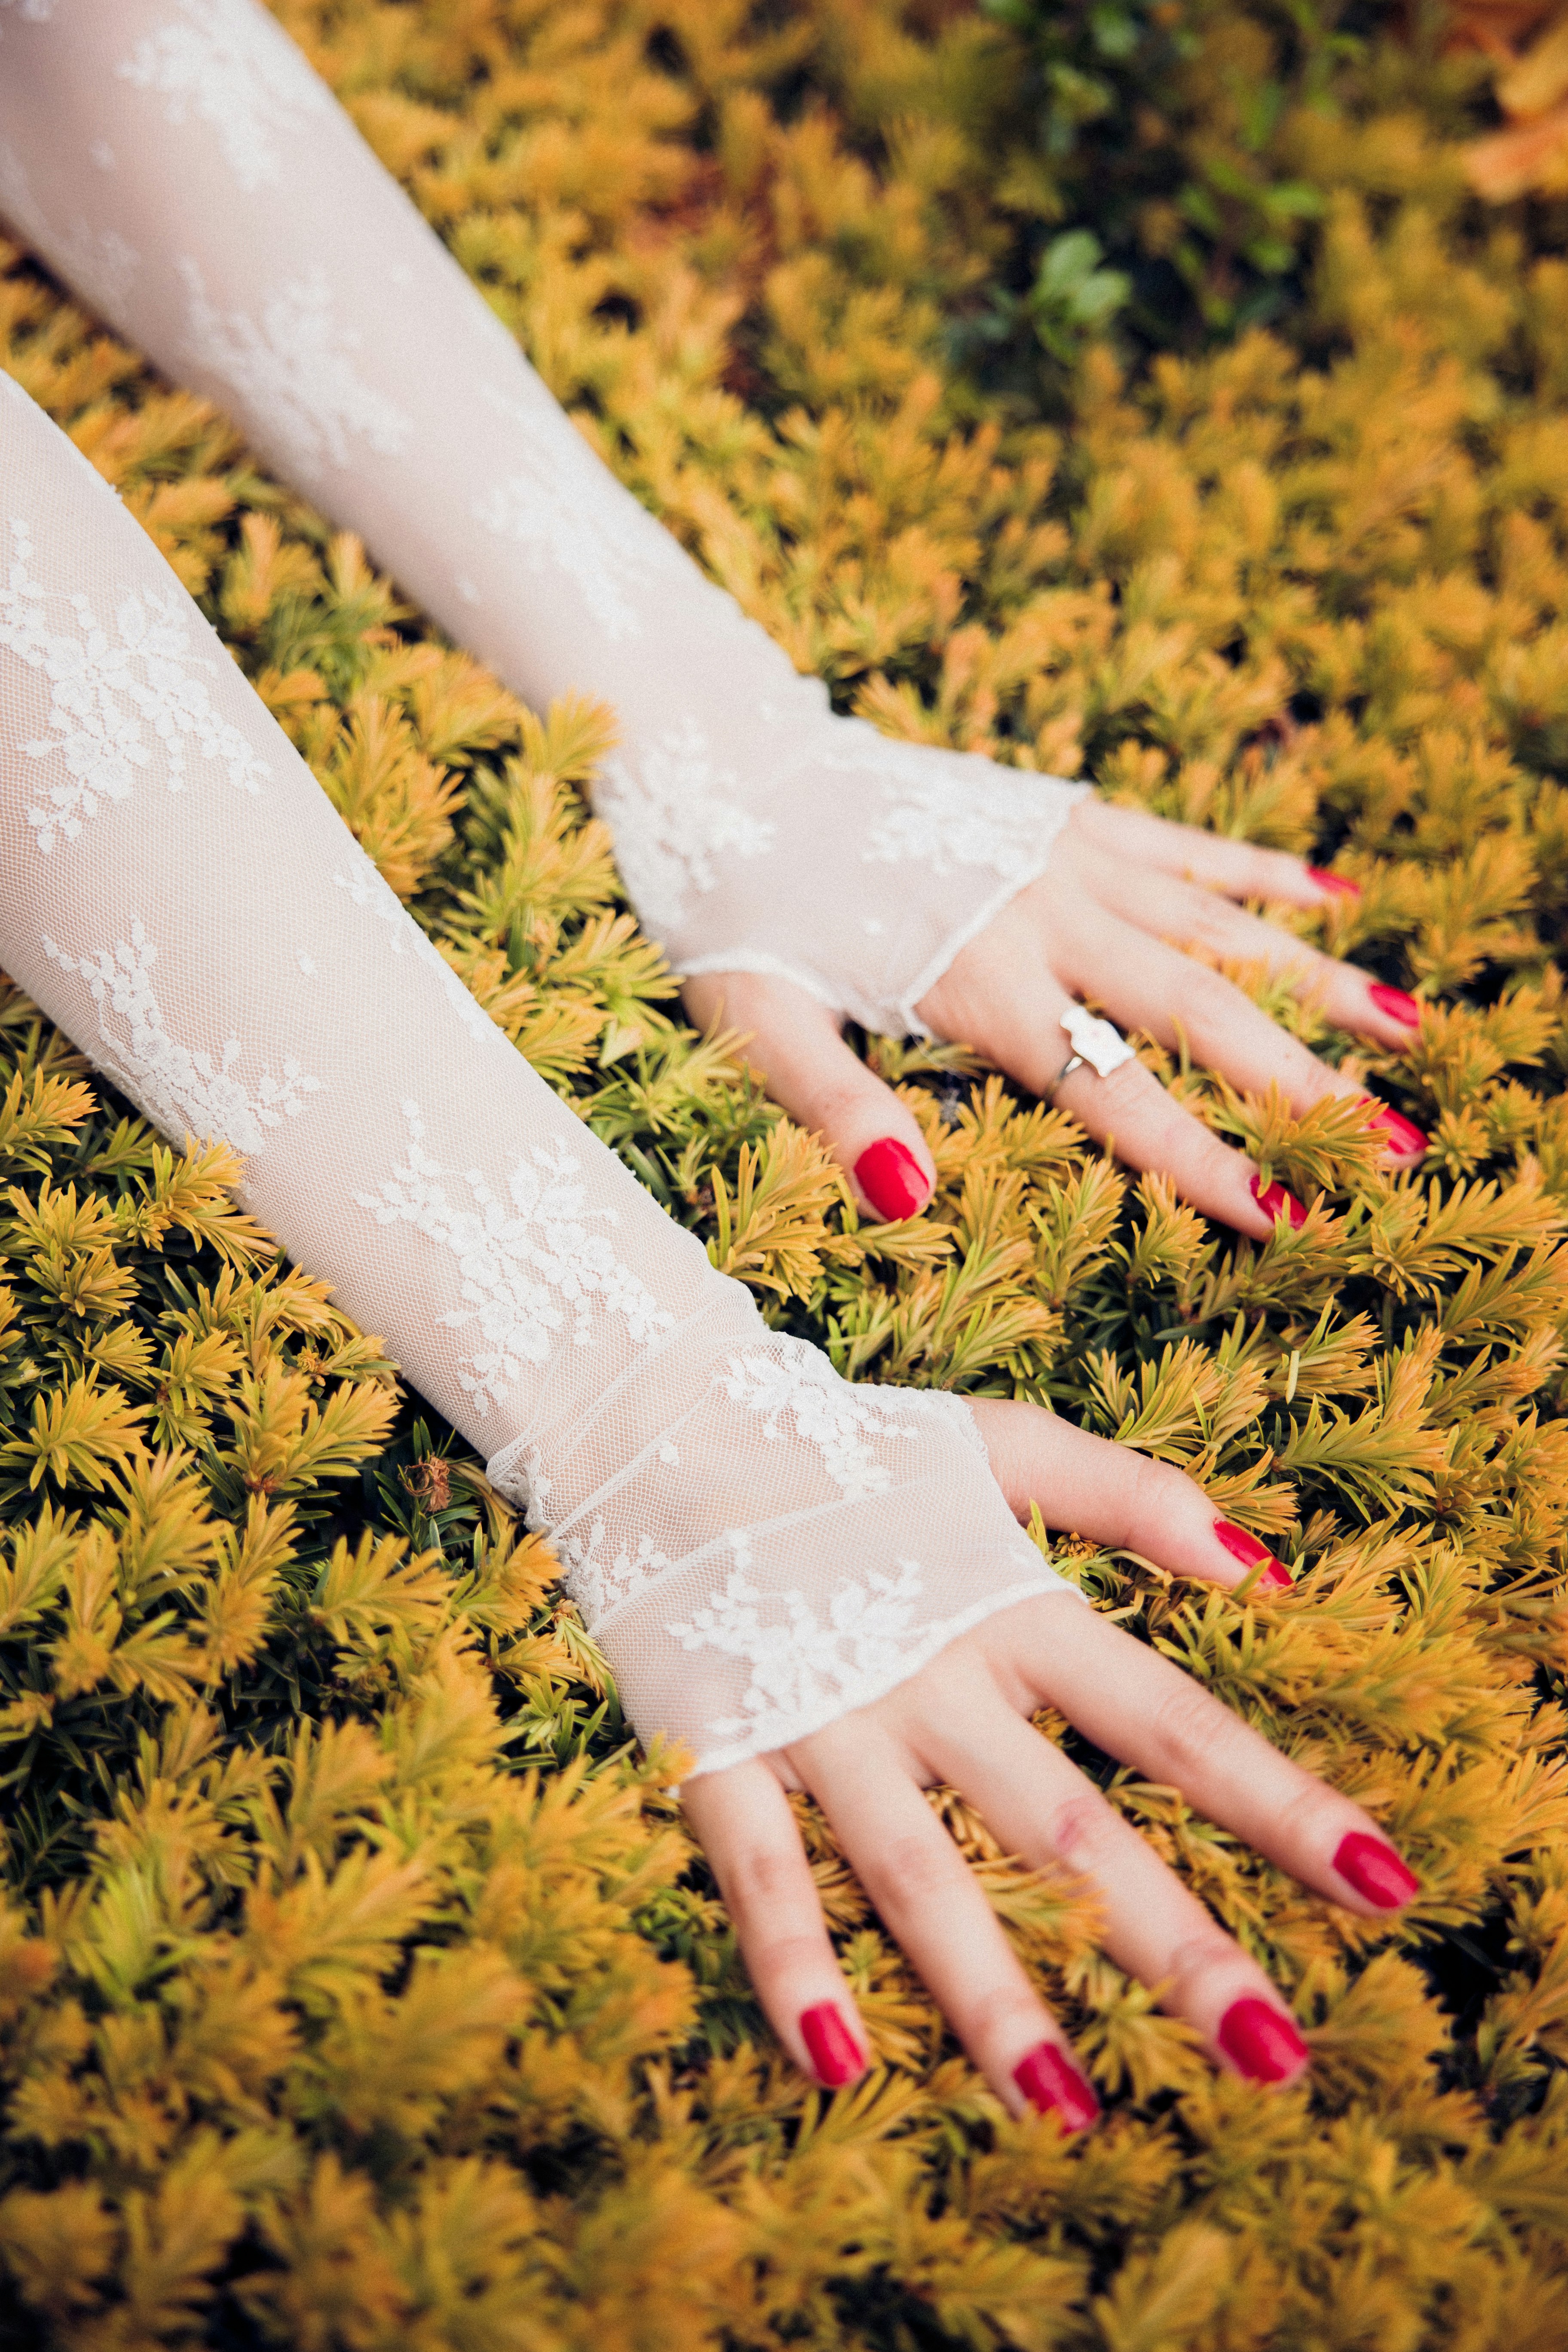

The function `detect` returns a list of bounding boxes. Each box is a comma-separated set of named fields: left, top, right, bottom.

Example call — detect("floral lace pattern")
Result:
left=719, top=1341, right=916, bottom=1503
left=667, top=1537, right=1071, bottom=1768
left=0, top=515, right=269, bottom=853
left=0, top=4, right=1090, bottom=1788
left=827, top=731, right=1087, bottom=882
left=116, top=0, right=328, bottom=193
left=179, top=258, right=412, bottom=483
left=596, top=720, right=775, bottom=932
left=356, top=1101, right=674, bottom=1416
left=43, top=916, right=323, bottom=1157
left=667, top=1537, right=930, bottom=1751
left=561, top=1518, right=673, bottom=1624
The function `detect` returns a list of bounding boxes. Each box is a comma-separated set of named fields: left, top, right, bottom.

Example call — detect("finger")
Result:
left=979, top=1595, right=1423, bottom=1927
left=916, top=910, right=1286, bottom=1235
left=966, top=1396, right=1293, bottom=1593
left=1070, top=844, right=1422, bottom=1053
left=682, top=967, right=936, bottom=1222
left=796, top=1712, right=1101, bottom=2128
left=911, top=1676, right=1310, bottom=2086
left=1056, top=899, right=1363, bottom=1115
left=1069, top=798, right=1349, bottom=912
left=1054, top=898, right=1428, bottom=1166
left=681, top=1758, right=871, bottom=2089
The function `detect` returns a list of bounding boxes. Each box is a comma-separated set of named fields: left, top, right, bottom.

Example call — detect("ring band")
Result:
left=1045, top=1049, right=1086, bottom=1097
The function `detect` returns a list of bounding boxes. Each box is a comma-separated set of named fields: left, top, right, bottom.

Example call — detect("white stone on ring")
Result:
left=1059, top=1004, right=1136, bottom=1078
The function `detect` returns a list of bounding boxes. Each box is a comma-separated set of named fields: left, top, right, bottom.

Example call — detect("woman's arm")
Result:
left=0, top=366, right=1073, bottom=1780
left=0, top=0, right=1063, bottom=1043
left=0, top=0, right=1425, bottom=1249
left=0, top=336, right=1421, bottom=2126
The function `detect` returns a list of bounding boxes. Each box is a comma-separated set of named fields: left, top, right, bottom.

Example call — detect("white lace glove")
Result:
left=0, top=0, right=1087, bottom=1044
left=0, top=6, right=1438, bottom=2131
left=0, top=368, right=1073, bottom=1777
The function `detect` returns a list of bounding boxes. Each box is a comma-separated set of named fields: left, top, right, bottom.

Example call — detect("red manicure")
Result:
left=854, top=1137, right=929, bottom=1222
left=1217, top=1997, right=1309, bottom=2082
left=1250, top=1174, right=1307, bottom=1229
left=799, top=2003, right=865, bottom=2088
left=1308, top=867, right=1361, bottom=898
left=1213, top=1521, right=1292, bottom=1589
left=1368, top=983, right=1421, bottom=1028
left=1333, top=1831, right=1420, bottom=1908
left=1013, top=2041, right=1100, bottom=2132
left=1361, top=1099, right=1427, bottom=1159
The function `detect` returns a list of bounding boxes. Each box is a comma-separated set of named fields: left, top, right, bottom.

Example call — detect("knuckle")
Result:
left=1047, top=1790, right=1124, bottom=1871
left=814, top=1072, right=887, bottom=1131
left=1123, top=1448, right=1194, bottom=1541
left=862, top=1829, right=959, bottom=1922
left=744, top=1926, right=834, bottom=1981
left=1244, top=851, right=1289, bottom=894
left=1092, top=1062, right=1196, bottom=1158
left=1143, top=1676, right=1237, bottom=1783
left=723, top=1841, right=808, bottom=1926
left=1124, top=1445, right=1172, bottom=1510
left=1271, top=1776, right=1344, bottom=1852
left=1163, top=1929, right=1243, bottom=2006
left=967, top=1980, right=1050, bottom=2050
left=1280, top=1042, right=1331, bottom=1095
left=1096, top=1443, right=1158, bottom=1545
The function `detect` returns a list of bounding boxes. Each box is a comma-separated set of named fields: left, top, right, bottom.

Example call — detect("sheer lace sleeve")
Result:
left=0, top=369, right=1073, bottom=1778
left=0, top=0, right=1086, bottom=1043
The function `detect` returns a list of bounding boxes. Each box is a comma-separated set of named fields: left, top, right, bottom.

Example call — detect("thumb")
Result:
left=682, top=968, right=937, bottom=1220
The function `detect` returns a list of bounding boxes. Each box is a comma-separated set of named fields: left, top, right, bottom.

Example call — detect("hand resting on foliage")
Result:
left=685, top=796, right=1428, bottom=1245
left=0, top=374, right=1420, bottom=2133
left=0, top=0, right=1428, bottom=1266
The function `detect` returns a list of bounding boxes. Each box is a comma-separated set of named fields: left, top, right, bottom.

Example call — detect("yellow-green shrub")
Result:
left=0, top=2, right=1565, bottom=2343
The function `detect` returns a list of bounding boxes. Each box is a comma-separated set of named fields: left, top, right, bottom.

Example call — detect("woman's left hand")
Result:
left=682, top=1394, right=1420, bottom=2121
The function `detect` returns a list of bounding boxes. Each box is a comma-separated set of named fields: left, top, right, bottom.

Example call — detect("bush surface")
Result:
left=0, top=2, right=1567, bottom=2344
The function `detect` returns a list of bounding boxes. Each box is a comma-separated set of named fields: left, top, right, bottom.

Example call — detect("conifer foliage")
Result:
left=0, top=1, right=1567, bottom=2343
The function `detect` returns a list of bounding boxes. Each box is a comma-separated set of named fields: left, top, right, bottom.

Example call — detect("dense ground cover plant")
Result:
left=0, top=0, right=1567, bottom=2342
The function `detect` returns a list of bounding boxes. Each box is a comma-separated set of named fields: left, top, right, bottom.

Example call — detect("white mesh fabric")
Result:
left=0, top=0, right=1087, bottom=1041
left=0, top=368, right=1074, bottom=1778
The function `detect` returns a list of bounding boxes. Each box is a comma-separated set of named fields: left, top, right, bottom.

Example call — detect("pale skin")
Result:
left=0, top=6, right=1419, bottom=2129
left=685, top=797, right=1424, bottom=1237
left=679, top=799, right=1425, bottom=2114
left=685, top=1403, right=1407, bottom=2115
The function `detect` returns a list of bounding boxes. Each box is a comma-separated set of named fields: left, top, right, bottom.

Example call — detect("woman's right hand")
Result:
left=683, top=1397, right=1420, bottom=2125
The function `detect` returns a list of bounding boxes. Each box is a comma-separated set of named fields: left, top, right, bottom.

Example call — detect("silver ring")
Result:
left=1044, top=1049, right=1087, bottom=1099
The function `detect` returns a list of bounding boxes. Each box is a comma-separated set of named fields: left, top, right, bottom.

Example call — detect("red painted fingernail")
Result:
left=853, top=1137, right=929, bottom=1222
left=1250, top=1174, right=1307, bottom=1229
left=1368, top=983, right=1421, bottom=1028
left=799, top=2003, right=864, bottom=2088
left=1308, top=867, right=1361, bottom=898
left=1013, top=2041, right=1100, bottom=2132
left=1333, top=1831, right=1420, bottom=1909
left=1217, top=1998, right=1309, bottom=2083
left=1361, top=1099, right=1427, bottom=1158
left=1213, top=1521, right=1291, bottom=1587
